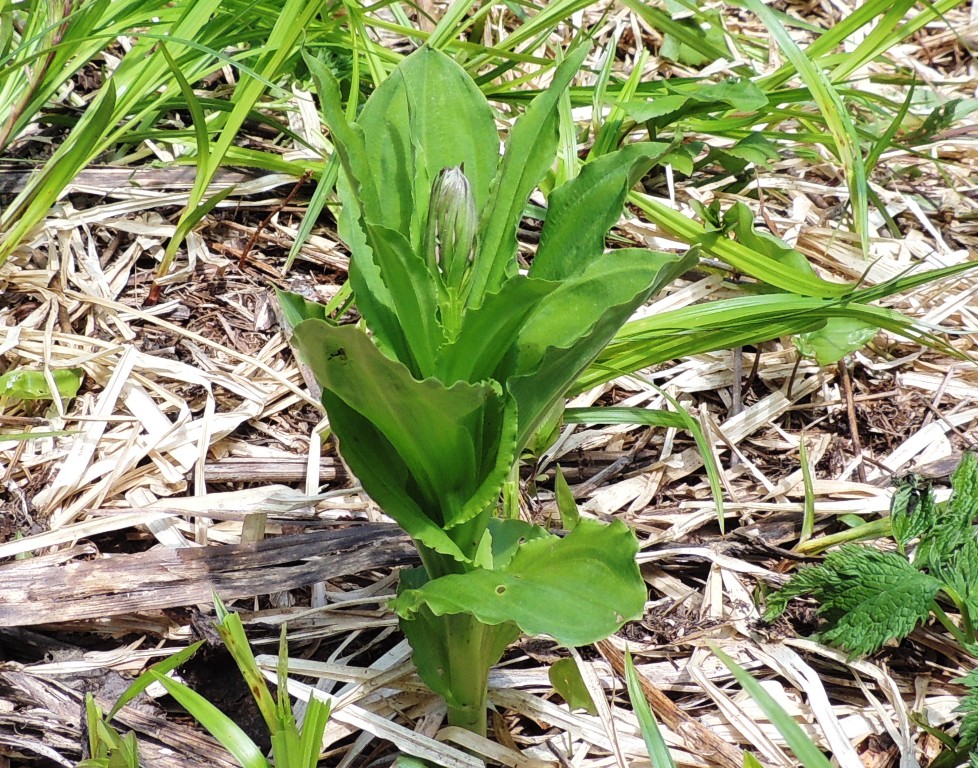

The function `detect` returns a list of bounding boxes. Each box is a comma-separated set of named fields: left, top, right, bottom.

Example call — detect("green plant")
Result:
left=81, top=598, right=329, bottom=768
left=279, top=43, right=693, bottom=737
left=765, top=452, right=978, bottom=656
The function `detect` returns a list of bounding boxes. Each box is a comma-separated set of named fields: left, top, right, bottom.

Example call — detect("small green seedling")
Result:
left=281, top=43, right=693, bottom=736
left=81, top=598, right=329, bottom=768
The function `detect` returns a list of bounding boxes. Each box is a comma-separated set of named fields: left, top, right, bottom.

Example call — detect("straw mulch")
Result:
left=1, top=4, right=977, bottom=767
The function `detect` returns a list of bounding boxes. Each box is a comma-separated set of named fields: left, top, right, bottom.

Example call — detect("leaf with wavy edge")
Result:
left=391, top=519, right=646, bottom=647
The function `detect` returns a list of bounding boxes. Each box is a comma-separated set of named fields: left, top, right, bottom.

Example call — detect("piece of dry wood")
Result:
left=0, top=163, right=255, bottom=196
left=595, top=639, right=749, bottom=768
left=0, top=524, right=416, bottom=626
left=202, top=456, right=346, bottom=483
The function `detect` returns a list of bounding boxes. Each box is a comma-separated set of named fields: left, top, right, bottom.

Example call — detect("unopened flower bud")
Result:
left=427, top=165, right=477, bottom=289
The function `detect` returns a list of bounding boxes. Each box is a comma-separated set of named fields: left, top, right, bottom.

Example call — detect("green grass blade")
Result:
left=629, top=193, right=850, bottom=297
left=150, top=671, right=269, bottom=768
left=564, top=406, right=688, bottom=430
left=107, top=641, right=205, bottom=719
left=625, top=651, right=677, bottom=768
left=738, top=0, right=869, bottom=256
left=711, top=645, right=834, bottom=768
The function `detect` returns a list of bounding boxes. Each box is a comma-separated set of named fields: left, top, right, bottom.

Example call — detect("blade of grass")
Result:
left=738, top=0, right=869, bottom=256
left=711, top=644, right=834, bottom=768
left=625, top=651, right=678, bottom=768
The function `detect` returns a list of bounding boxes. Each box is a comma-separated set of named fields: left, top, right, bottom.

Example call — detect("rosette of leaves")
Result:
left=280, top=44, right=693, bottom=736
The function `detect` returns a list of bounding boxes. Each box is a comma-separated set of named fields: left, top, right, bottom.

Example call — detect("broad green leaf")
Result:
left=435, top=275, right=557, bottom=385
left=486, top=518, right=549, bottom=570
left=550, top=658, right=597, bottom=715
left=360, top=223, right=442, bottom=377
left=354, top=46, right=498, bottom=250
left=625, top=652, right=676, bottom=768
left=511, top=249, right=695, bottom=450
left=722, top=202, right=815, bottom=277
left=399, top=568, right=520, bottom=706
left=274, top=289, right=331, bottom=332
left=621, top=94, right=691, bottom=121
left=532, top=143, right=671, bottom=281
left=306, top=53, right=410, bottom=364
left=391, top=519, right=646, bottom=647
left=318, top=395, right=467, bottom=561
left=709, top=134, right=782, bottom=174
left=794, top=317, right=879, bottom=365
left=0, top=368, right=83, bottom=400
left=470, top=45, right=589, bottom=301
left=291, top=322, right=516, bottom=536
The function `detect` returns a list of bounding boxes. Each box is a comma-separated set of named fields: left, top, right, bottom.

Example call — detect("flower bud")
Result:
left=427, top=165, right=477, bottom=290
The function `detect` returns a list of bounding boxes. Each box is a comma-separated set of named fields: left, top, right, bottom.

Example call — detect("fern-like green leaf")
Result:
left=765, top=545, right=942, bottom=656
left=954, top=668, right=978, bottom=762
left=915, top=452, right=978, bottom=572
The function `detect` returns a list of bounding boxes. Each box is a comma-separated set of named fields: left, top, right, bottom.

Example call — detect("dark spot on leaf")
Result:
left=495, top=585, right=506, bottom=595
left=327, top=348, right=347, bottom=362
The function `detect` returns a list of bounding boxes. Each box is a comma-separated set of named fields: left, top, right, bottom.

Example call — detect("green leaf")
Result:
left=620, top=78, right=767, bottom=123
left=0, top=368, right=83, bottom=400
left=511, top=248, right=695, bottom=450
left=486, top=518, right=550, bottom=570
left=625, top=652, right=676, bottom=768
left=398, top=569, right=520, bottom=710
left=630, top=193, right=851, bottom=298
left=150, top=671, right=268, bottom=768
left=709, top=134, right=781, bottom=174
left=470, top=44, right=589, bottom=301
left=794, top=317, right=879, bottom=365
left=107, top=641, right=205, bottom=720
left=532, top=143, right=671, bottom=281
left=291, top=322, right=516, bottom=545
left=953, top=668, right=978, bottom=757
left=391, top=519, right=646, bottom=647
left=914, top=452, right=978, bottom=572
left=274, top=289, right=331, bottom=331
left=890, top=474, right=935, bottom=550
left=550, top=658, right=597, bottom=715
left=353, top=46, right=498, bottom=251
left=435, top=276, right=557, bottom=385
left=764, top=545, right=942, bottom=656
left=564, top=406, right=688, bottom=430
left=554, top=466, right=580, bottom=533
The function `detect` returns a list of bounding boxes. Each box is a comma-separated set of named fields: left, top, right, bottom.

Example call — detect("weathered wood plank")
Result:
left=0, top=524, right=416, bottom=626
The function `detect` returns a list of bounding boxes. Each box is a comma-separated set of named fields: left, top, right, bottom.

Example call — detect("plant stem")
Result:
left=444, top=613, right=490, bottom=736
left=930, top=600, right=970, bottom=648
